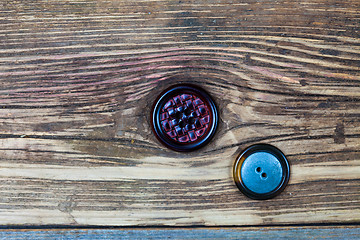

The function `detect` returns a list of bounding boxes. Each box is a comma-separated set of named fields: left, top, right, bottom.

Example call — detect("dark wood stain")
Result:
left=334, top=122, right=345, bottom=144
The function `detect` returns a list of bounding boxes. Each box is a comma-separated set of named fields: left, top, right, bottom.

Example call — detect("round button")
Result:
left=233, top=144, right=290, bottom=200
left=151, top=84, right=218, bottom=152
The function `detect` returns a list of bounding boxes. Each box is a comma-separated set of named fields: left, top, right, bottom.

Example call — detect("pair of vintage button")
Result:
left=151, top=84, right=290, bottom=200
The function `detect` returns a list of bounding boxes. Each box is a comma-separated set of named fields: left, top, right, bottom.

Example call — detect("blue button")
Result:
left=241, top=152, right=283, bottom=194
left=233, top=144, right=290, bottom=200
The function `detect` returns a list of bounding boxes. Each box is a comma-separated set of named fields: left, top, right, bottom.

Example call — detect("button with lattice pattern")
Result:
left=151, top=84, right=218, bottom=152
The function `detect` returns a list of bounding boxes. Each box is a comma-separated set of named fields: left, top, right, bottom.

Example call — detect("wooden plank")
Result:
left=0, top=226, right=359, bottom=239
left=0, top=0, right=359, bottom=226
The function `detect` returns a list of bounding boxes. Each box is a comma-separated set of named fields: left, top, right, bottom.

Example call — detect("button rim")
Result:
left=233, top=144, right=290, bottom=200
left=151, top=84, right=218, bottom=152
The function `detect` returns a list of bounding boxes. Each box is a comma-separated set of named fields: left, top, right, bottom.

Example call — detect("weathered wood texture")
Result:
left=0, top=226, right=359, bottom=240
left=0, top=0, right=359, bottom=226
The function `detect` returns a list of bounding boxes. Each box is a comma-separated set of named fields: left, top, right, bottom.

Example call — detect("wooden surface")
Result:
left=0, top=0, right=359, bottom=227
left=0, top=226, right=359, bottom=240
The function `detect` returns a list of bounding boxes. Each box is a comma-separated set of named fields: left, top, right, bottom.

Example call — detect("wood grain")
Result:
left=0, top=226, right=359, bottom=239
left=0, top=0, right=359, bottom=226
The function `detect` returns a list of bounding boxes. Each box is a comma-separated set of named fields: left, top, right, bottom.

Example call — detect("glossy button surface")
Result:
left=233, top=144, right=290, bottom=200
left=151, top=84, right=218, bottom=152
left=241, top=152, right=283, bottom=194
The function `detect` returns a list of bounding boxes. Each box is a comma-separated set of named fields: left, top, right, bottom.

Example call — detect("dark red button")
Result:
left=151, top=84, right=218, bottom=152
